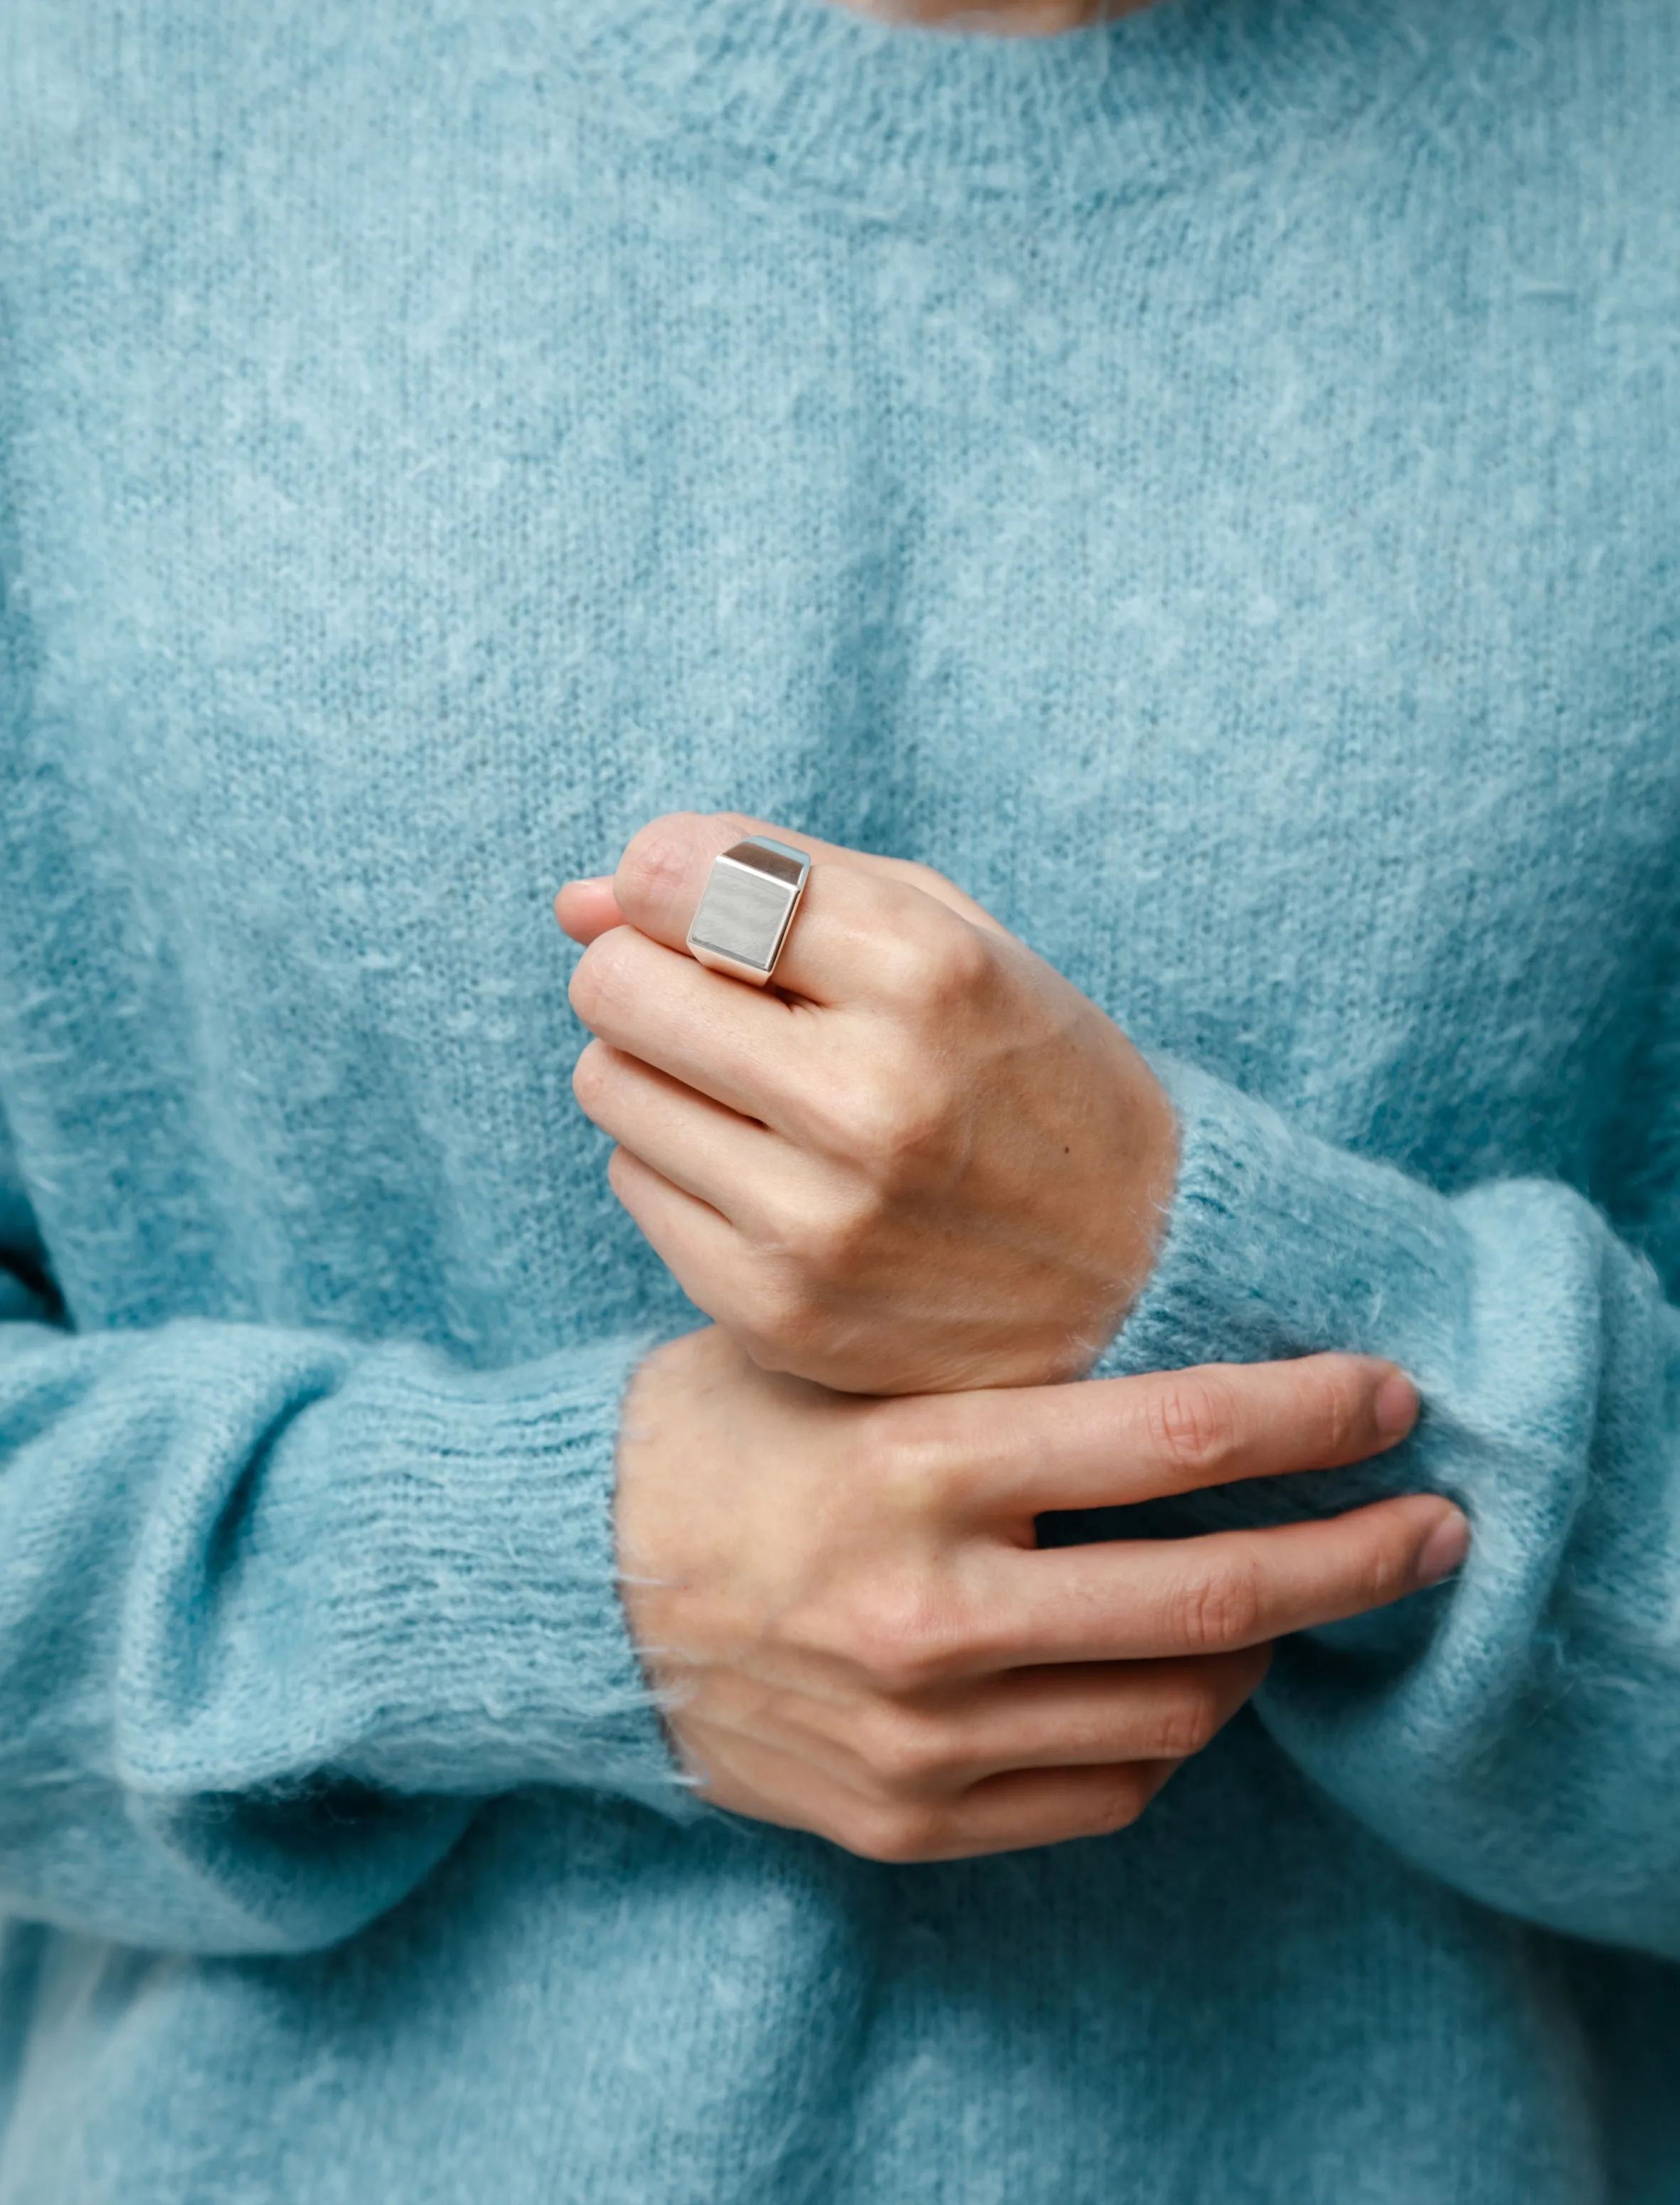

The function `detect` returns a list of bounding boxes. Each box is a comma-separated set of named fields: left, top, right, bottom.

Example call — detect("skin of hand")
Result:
left=617, top=1327, right=1462, bottom=1861
left=558, top=816, right=1468, bottom=1850
left=558, top=812, right=1181, bottom=1397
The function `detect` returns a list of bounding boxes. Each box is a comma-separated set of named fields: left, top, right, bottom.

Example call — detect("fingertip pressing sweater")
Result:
left=1, top=1, right=1679, bottom=2199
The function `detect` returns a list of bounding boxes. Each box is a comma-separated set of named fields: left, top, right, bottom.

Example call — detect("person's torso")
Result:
left=1, top=4, right=1678, bottom=2199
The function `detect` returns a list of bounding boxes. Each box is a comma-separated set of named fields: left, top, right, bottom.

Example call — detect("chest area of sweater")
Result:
left=4, top=119, right=1677, bottom=1221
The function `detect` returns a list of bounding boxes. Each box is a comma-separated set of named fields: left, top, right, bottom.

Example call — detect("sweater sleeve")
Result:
left=0, top=1117, right=689, bottom=1960
left=1088, top=1048, right=1680, bottom=1958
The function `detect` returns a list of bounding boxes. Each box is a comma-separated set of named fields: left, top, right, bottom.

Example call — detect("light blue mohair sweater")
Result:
left=1, top=0, right=1679, bottom=2199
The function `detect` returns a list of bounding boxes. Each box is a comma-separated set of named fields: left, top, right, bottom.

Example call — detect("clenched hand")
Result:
left=558, top=811, right=1177, bottom=1396
left=557, top=814, right=1468, bottom=1859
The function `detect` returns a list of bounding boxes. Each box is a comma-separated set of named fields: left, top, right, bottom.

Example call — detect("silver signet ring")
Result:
left=686, top=835, right=813, bottom=987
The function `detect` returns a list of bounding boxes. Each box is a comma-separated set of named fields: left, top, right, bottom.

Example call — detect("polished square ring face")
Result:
left=686, top=836, right=812, bottom=985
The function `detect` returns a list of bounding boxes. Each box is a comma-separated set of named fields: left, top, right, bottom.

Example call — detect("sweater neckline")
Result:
left=557, top=0, right=1457, bottom=211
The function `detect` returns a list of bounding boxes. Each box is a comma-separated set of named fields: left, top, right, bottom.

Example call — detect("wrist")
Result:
left=1102, top=1047, right=1182, bottom=1326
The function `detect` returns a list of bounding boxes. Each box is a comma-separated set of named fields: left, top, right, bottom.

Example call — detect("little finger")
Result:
left=606, top=1147, right=809, bottom=1360
left=872, top=1760, right=1182, bottom=1863
left=689, top=1725, right=1181, bottom=1862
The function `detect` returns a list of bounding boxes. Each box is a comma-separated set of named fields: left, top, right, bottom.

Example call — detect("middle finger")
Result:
left=569, top=923, right=829, bottom=1134
left=760, top=1650, right=1273, bottom=1797
left=970, top=1494, right=1466, bottom=1670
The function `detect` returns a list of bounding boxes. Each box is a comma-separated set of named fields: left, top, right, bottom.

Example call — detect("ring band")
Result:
left=686, top=836, right=812, bottom=986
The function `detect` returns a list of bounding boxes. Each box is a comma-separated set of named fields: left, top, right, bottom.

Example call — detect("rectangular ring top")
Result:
left=729, top=836, right=809, bottom=888
left=686, top=837, right=811, bottom=982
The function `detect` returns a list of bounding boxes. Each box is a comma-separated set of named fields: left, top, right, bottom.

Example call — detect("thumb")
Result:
left=553, top=877, right=625, bottom=945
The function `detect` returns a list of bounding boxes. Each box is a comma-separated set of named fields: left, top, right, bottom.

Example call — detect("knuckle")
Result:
left=898, top=859, right=962, bottom=902
left=824, top=1066, right=947, bottom=1184
left=878, top=907, right=991, bottom=1012
left=854, top=1399, right=972, bottom=1521
left=617, top=812, right=712, bottom=908
left=1144, top=1378, right=1240, bottom=1479
left=1310, top=1368, right=1360, bottom=1460
left=777, top=1191, right=878, bottom=1283
left=735, top=1268, right=824, bottom=1365
left=1174, top=1552, right=1265, bottom=1653
left=568, top=931, right=635, bottom=1026
left=570, top=1039, right=615, bottom=1112
left=857, top=1705, right=956, bottom=1795
left=822, top=1066, right=900, bottom=1155
left=923, top=920, right=994, bottom=1005
left=1087, top=1769, right=1154, bottom=1837
left=1356, top=1520, right=1415, bottom=1609
left=1152, top=1679, right=1227, bottom=1760
left=845, top=1800, right=947, bottom=1866
left=843, top=1575, right=965, bottom=1694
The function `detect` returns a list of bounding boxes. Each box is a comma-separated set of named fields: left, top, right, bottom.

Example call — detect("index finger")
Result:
left=558, top=811, right=1009, bottom=982
left=877, top=1354, right=1420, bottom=1523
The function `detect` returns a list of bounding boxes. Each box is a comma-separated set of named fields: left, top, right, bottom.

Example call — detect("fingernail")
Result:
left=1374, top=1371, right=1420, bottom=1438
left=1414, top=1506, right=1470, bottom=1588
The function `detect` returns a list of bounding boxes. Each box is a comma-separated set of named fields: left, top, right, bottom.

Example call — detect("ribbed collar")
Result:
left=557, top=0, right=1460, bottom=211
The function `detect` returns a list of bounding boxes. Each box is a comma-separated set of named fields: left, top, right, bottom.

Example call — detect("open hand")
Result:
left=617, top=1329, right=1457, bottom=1861
left=558, top=812, right=1178, bottom=1396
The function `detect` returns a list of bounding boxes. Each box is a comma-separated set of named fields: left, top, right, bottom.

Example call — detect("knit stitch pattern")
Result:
left=1, top=1, right=1679, bottom=2199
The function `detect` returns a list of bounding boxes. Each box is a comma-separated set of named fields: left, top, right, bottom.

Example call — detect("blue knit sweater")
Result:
left=1, top=1, right=1678, bottom=2198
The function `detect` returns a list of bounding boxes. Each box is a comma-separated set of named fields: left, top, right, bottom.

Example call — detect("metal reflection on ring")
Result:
left=686, top=836, right=812, bottom=986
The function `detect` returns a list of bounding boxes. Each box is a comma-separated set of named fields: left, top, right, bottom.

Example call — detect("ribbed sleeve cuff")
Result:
left=245, top=1329, right=697, bottom=1817
left=1094, top=1053, right=1474, bottom=1387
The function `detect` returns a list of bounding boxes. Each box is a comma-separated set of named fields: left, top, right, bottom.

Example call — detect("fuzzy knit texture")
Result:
left=1, top=0, right=1679, bottom=2199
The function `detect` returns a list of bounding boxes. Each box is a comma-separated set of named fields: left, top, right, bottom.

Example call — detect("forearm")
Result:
left=560, top=808, right=1680, bottom=1935
left=1095, top=1054, right=1680, bottom=1952
left=0, top=1309, right=685, bottom=1955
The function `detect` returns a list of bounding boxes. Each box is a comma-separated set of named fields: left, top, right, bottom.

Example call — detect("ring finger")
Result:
left=921, top=1651, right=1271, bottom=1785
